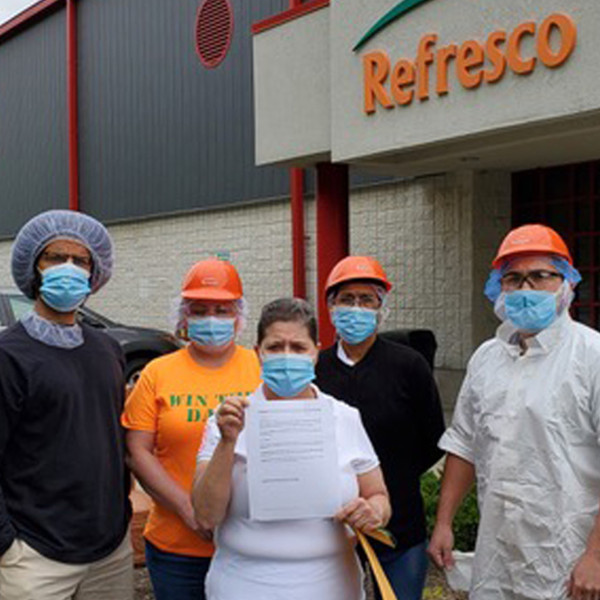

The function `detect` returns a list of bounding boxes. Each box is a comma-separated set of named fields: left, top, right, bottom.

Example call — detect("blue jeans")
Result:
left=377, top=541, right=428, bottom=600
left=145, top=540, right=211, bottom=600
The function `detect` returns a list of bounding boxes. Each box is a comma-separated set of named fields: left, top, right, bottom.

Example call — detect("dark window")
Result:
left=512, top=161, right=600, bottom=330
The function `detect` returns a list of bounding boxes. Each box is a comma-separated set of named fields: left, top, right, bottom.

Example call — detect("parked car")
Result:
left=0, top=290, right=182, bottom=385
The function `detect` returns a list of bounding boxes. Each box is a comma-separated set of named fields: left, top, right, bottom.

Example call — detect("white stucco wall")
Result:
left=254, top=6, right=331, bottom=166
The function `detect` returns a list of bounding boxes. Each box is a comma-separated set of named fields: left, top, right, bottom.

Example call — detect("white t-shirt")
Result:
left=197, top=384, right=379, bottom=600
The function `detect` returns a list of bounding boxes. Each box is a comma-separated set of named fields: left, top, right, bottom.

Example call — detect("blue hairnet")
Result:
left=484, top=256, right=582, bottom=303
left=484, top=268, right=503, bottom=303
left=11, top=210, right=114, bottom=299
left=552, top=258, right=582, bottom=286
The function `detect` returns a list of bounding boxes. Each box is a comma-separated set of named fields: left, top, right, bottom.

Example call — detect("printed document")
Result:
left=246, top=396, right=340, bottom=521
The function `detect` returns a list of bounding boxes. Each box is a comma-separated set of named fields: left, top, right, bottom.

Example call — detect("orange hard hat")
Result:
left=492, top=224, right=573, bottom=269
left=181, top=258, right=243, bottom=300
left=325, top=256, right=392, bottom=295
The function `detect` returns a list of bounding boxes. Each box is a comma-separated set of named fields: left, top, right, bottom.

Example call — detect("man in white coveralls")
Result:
left=428, top=224, right=600, bottom=600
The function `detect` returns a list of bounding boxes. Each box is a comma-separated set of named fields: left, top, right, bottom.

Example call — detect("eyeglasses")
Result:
left=189, top=304, right=237, bottom=318
left=335, top=293, right=380, bottom=309
left=40, top=251, right=92, bottom=269
left=500, top=269, right=564, bottom=291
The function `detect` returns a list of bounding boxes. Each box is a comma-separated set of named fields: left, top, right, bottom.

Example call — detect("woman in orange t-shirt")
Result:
left=122, top=259, right=261, bottom=600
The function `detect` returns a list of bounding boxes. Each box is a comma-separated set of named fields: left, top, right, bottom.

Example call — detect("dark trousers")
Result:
left=145, top=540, right=211, bottom=600
left=372, top=541, right=429, bottom=600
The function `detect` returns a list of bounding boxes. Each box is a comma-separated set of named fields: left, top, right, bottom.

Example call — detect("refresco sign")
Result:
left=359, top=11, right=577, bottom=115
left=254, top=0, right=597, bottom=169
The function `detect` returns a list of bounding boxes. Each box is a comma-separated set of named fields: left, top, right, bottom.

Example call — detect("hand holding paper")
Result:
left=217, top=396, right=249, bottom=443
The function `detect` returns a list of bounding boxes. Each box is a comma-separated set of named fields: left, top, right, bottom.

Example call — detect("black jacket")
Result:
left=315, top=336, right=445, bottom=553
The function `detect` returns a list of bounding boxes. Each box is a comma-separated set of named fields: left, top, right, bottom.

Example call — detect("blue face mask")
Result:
left=188, top=317, right=235, bottom=347
left=261, top=354, right=315, bottom=398
left=39, top=263, right=91, bottom=313
left=332, top=307, right=378, bottom=345
left=504, top=290, right=558, bottom=332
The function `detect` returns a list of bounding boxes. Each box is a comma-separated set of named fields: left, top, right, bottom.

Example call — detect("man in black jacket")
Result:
left=315, top=255, right=445, bottom=600
left=0, top=210, right=132, bottom=600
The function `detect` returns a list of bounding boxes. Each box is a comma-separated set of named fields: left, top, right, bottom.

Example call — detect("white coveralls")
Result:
left=440, top=312, right=600, bottom=599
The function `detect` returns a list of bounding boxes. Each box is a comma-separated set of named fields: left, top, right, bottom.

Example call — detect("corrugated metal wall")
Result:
left=78, top=0, right=289, bottom=221
left=0, top=0, right=390, bottom=238
left=0, top=9, right=68, bottom=237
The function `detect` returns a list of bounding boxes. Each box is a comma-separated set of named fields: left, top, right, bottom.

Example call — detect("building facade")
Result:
left=0, top=0, right=597, bottom=407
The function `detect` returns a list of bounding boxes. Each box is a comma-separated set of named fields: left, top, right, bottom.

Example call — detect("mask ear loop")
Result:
left=556, top=279, right=574, bottom=315
left=376, top=288, right=389, bottom=325
left=493, top=291, right=507, bottom=323
left=550, top=257, right=580, bottom=316
left=235, top=297, right=249, bottom=336
left=170, top=297, right=193, bottom=341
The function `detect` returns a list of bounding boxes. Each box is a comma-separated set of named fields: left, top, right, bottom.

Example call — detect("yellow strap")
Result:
left=356, top=530, right=398, bottom=600
left=363, top=527, right=395, bottom=548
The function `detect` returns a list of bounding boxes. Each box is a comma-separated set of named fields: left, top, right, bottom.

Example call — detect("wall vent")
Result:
left=195, top=0, right=234, bottom=68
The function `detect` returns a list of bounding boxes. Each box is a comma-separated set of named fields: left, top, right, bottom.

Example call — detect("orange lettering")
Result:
left=391, top=59, right=416, bottom=105
left=363, top=51, right=393, bottom=114
left=484, top=30, right=507, bottom=83
left=436, top=44, right=457, bottom=95
left=359, top=13, right=576, bottom=113
left=457, top=40, right=485, bottom=89
left=416, top=34, right=437, bottom=101
left=507, top=21, right=536, bottom=74
left=537, top=13, right=577, bottom=68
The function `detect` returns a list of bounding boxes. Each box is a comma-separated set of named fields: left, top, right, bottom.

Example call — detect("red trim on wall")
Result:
left=316, top=163, right=349, bottom=347
left=291, top=168, right=306, bottom=299
left=67, top=0, right=79, bottom=211
left=0, top=0, right=63, bottom=43
left=288, top=3, right=306, bottom=300
left=252, top=0, right=329, bottom=35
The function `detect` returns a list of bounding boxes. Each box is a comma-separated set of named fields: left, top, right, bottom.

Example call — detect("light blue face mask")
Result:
left=261, top=353, right=315, bottom=398
left=188, top=317, right=235, bottom=347
left=39, top=263, right=91, bottom=313
left=332, top=307, right=378, bottom=345
left=503, top=290, right=558, bottom=332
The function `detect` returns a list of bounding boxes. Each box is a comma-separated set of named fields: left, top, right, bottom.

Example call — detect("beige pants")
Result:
left=0, top=531, right=133, bottom=600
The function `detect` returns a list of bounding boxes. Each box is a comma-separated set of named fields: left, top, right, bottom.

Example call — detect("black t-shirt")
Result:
left=315, top=336, right=445, bottom=553
left=0, top=322, right=131, bottom=563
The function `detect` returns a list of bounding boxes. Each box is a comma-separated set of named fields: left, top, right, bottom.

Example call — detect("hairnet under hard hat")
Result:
left=11, top=209, right=114, bottom=299
left=484, top=256, right=581, bottom=303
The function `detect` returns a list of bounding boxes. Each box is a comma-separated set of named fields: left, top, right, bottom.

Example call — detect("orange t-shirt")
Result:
left=121, top=345, right=261, bottom=557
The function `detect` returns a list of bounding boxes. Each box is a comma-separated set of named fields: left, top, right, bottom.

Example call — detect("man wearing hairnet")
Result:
left=428, top=224, right=600, bottom=600
left=0, top=210, right=132, bottom=599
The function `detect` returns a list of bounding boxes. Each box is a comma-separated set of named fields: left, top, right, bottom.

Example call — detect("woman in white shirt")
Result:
left=192, top=297, right=390, bottom=600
